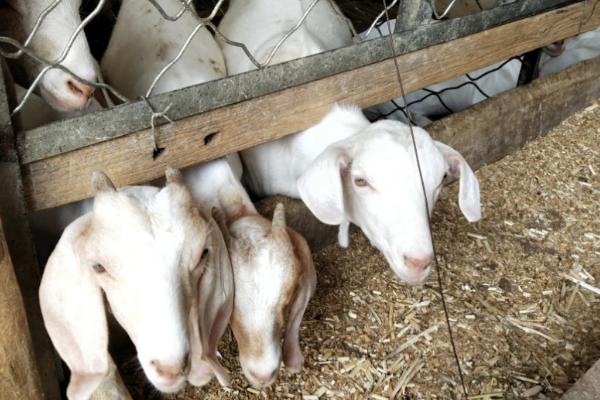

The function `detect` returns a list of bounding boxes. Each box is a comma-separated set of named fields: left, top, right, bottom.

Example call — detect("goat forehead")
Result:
left=231, top=240, right=297, bottom=318
left=233, top=255, right=292, bottom=326
left=93, top=194, right=199, bottom=266
left=230, top=216, right=271, bottom=239
left=351, top=135, right=444, bottom=185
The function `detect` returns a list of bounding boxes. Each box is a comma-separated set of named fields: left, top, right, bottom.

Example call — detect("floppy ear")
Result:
left=90, top=356, right=133, bottom=400
left=434, top=141, right=481, bottom=222
left=39, top=215, right=110, bottom=400
left=188, top=218, right=234, bottom=388
left=297, top=145, right=350, bottom=226
left=282, top=229, right=317, bottom=373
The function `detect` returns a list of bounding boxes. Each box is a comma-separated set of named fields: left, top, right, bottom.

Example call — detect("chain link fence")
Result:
left=0, top=0, right=567, bottom=132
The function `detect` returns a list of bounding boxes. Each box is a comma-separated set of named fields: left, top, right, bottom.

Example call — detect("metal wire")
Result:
left=432, top=0, right=459, bottom=19
left=362, top=0, right=399, bottom=39
left=0, top=0, right=338, bottom=123
left=6, top=0, right=108, bottom=114
left=382, top=0, right=469, bottom=397
left=3, top=0, right=62, bottom=59
left=375, top=56, right=523, bottom=119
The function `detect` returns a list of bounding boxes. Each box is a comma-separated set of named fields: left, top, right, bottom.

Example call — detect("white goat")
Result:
left=218, top=0, right=353, bottom=75
left=39, top=167, right=234, bottom=400
left=1, top=0, right=97, bottom=111
left=243, top=104, right=481, bottom=284
left=364, top=19, right=520, bottom=123
left=539, top=27, right=600, bottom=76
left=100, top=0, right=225, bottom=98
left=218, top=2, right=481, bottom=284
left=183, top=156, right=316, bottom=388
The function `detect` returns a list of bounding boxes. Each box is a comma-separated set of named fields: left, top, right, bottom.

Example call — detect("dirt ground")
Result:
left=164, top=102, right=600, bottom=400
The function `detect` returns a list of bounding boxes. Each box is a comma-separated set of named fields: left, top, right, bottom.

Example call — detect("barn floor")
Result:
left=160, top=102, right=600, bottom=399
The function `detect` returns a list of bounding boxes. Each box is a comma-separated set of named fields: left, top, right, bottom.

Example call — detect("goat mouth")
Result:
left=152, top=378, right=186, bottom=394
left=39, top=83, right=90, bottom=112
left=383, top=254, right=432, bottom=285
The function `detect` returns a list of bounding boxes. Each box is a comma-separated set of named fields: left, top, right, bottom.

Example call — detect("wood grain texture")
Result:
left=561, top=359, right=600, bottom=399
left=22, top=1, right=600, bottom=211
left=0, top=217, right=45, bottom=400
left=0, top=61, right=61, bottom=400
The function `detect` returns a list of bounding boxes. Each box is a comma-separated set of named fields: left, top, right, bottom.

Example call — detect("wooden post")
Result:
left=0, top=63, right=61, bottom=399
left=0, top=216, right=45, bottom=399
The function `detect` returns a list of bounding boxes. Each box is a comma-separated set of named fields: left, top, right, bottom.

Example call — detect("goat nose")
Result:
left=404, top=255, right=432, bottom=271
left=150, top=355, right=187, bottom=381
left=66, top=79, right=95, bottom=99
left=248, top=369, right=278, bottom=386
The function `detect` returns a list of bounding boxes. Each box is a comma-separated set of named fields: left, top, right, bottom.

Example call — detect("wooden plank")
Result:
left=255, top=55, right=600, bottom=251
left=21, top=1, right=600, bottom=211
left=0, top=63, right=61, bottom=399
left=427, top=56, right=600, bottom=171
left=562, top=359, right=600, bottom=399
left=18, top=0, right=579, bottom=163
left=0, top=217, right=45, bottom=399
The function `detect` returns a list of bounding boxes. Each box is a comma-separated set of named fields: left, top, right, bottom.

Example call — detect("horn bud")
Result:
left=165, top=166, right=183, bottom=184
left=272, top=203, right=287, bottom=232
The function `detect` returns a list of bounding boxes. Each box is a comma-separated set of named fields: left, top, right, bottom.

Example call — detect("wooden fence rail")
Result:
left=16, top=0, right=600, bottom=211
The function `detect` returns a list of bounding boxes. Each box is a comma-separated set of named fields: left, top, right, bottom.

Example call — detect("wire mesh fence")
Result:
left=0, top=0, right=563, bottom=134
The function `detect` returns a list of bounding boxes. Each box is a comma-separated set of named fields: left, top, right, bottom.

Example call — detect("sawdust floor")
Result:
left=167, top=102, right=600, bottom=399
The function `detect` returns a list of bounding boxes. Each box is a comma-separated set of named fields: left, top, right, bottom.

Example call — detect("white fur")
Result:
left=539, top=27, right=600, bottom=76
left=4, top=0, right=97, bottom=111
left=217, top=0, right=353, bottom=74
left=100, top=0, right=225, bottom=98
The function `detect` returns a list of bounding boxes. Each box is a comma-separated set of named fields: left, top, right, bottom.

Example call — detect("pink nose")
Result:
left=248, top=369, right=278, bottom=386
left=66, top=79, right=95, bottom=99
left=404, top=255, right=432, bottom=271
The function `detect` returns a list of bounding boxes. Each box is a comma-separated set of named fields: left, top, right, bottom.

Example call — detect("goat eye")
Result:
left=91, top=263, right=106, bottom=274
left=354, top=177, right=368, bottom=187
left=201, top=248, right=209, bottom=260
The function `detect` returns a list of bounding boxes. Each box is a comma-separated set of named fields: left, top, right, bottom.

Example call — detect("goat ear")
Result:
left=282, top=229, right=316, bottom=373
left=165, top=165, right=184, bottom=185
left=188, top=217, right=234, bottom=388
left=434, top=141, right=481, bottom=222
left=39, top=216, right=110, bottom=399
left=211, top=207, right=231, bottom=246
left=91, top=171, right=115, bottom=194
left=297, top=145, right=350, bottom=225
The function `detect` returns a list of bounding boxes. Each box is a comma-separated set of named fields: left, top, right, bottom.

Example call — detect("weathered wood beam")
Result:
left=257, top=56, right=600, bottom=250
left=0, top=217, right=45, bottom=399
left=18, top=0, right=581, bottom=164
left=562, top=359, right=600, bottom=399
left=0, top=63, right=61, bottom=399
left=21, top=1, right=600, bottom=212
